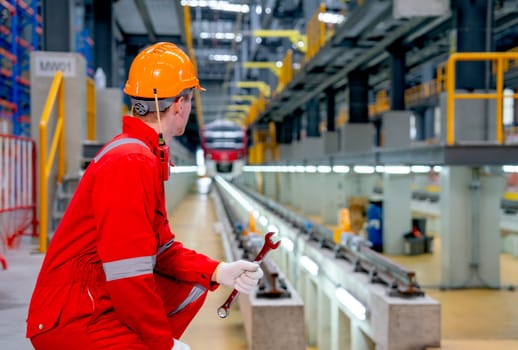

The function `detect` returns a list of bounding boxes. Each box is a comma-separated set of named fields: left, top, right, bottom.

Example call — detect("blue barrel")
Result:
left=366, top=201, right=383, bottom=252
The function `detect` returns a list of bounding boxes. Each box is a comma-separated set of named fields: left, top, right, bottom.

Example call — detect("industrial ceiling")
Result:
left=109, top=0, right=518, bottom=151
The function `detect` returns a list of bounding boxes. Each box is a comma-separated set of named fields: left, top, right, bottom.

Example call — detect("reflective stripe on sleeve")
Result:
left=167, top=285, right=207, bottom=316
left=103, top=256, right=155, bottom=281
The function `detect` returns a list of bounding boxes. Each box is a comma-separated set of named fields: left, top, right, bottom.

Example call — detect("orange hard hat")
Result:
left=124, top=42, right=205, bottom=99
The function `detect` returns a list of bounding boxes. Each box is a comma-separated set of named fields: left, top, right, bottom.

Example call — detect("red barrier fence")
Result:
left=0, top=134, right=38, bottom=269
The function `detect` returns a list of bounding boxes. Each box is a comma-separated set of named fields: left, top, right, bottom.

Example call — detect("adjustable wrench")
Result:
left=217, top=231, right=280, bottom=318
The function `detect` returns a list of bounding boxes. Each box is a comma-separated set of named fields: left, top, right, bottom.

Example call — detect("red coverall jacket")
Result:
left=27, top=116, right=220, bottom=350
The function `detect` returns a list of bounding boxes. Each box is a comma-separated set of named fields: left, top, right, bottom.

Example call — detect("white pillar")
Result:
left=383, top=172, right=412, bottom=254
left=440, top=166, right=505, bottom=288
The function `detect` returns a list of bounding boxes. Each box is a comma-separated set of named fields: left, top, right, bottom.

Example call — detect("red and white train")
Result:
left=200, top=119, right=247, bottom=178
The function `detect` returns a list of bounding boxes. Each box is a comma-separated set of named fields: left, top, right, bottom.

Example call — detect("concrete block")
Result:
left=341, top=123, right=374, bottom=153
left=324, top=131, right=340, bottom=154
left=239, top=285, right=305, bottom=350
left=279, top=144, right=292, bottom=161
left=382, top=111, right=412, bottom=148
left=300, top=137, right=326, bottom=160
left=439, top=91, right=497, bottom=144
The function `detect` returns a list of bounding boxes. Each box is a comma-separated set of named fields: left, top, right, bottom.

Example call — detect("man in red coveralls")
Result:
left=27, top=42, right=263, bottom=350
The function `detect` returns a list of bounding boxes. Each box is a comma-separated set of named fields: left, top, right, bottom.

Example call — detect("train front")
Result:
left=201, top=120, right=247, bottom=179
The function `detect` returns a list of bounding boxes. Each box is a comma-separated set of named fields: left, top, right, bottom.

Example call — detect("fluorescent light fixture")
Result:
left=384, top=166, right=411, bottom=174
left=299, top=255, right=319, bottom=276
left=305, top=165, right=317, bottom=173
left=503, top=165, right=518, bottom=173
left=255, top=5, right=262, bottom=14
left=335, top=287, right=367, bottom=320
left=353, top=165, right=375, bottom=174
left=209, top=54, right=238, bottom=62
left=432, top=165, right=442, bottom=172
left=252, top=210, right=259, bottom=218
left=411, top=165, right=432, bottom=173
left=333, top=165, right=350, bottom=173
left=199, top=32, right=236, bottom=40
left=259, top=216, right=268, bottom=226
left=318, top=12, right=346, bottom=24
left=375, top=165, right=385, bottom=173
left=295, top=165, right=305, bottom=173
left=317, top=165, right=332, bottom=173
left=181, top=1, right=250, bottom=13
left=281, top=237, right=294, bottom=252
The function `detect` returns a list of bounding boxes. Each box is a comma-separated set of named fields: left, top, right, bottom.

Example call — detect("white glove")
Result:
left=215, top=260, right=264, bottom=294
left=172, top=339, right=190, bottom=350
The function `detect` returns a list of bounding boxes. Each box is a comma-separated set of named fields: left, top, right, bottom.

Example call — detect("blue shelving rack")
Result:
left=75, top=28, right=94, bottom=78
left=0, top=0, right=41, bottom=137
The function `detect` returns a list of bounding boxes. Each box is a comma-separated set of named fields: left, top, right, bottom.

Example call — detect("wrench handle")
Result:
left=217, top=289, right=240, bottom=318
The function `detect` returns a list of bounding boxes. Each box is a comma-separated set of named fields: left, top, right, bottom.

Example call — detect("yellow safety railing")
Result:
left=277, top=49, right=293, bottom=93
left=39, top=70, right=65, bottom=253
left=86, top=77, right=96, bottom=141
left=305, top=3, right=326, bottom=62
left=183, top=5, right=204, bottom=128
left=368, top=90, right=390, bottom=116
left=446, top=52, right=518, bottom=145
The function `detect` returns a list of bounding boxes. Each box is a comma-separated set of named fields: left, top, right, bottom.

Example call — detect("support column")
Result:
left=321, top=173, right=342, bottom=225
left=93, top=0, right=114, bottom=86
left=278, top=173, right=292, bottom=205
left=348, top=70, right=369, bottom=123
left=424, top=107, right=435, bottom=140
left=440, top=166, right=504, bottom=288
left=454, top=0, right=493, bottom=90
left=123, top=46, right=139, bottom=106
left=294, top=110, right=302, bottom=141
left=263, top=172, right=277, bottom=201
left=387, top=42, right=406, bottom=111
left=306, top=98, right=320, bottom=137
left=326, top=87, right=336, bottom=132
left=278, top=117, right=294, bottom=144
left=43, top=0, right=72, bottom=51
left=301, top=173, right=322, bottom=216
left=383, top=172, right=412, bottom=255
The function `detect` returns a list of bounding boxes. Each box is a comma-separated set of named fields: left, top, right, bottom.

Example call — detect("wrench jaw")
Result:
left=265, top=232, right=281, bottom=250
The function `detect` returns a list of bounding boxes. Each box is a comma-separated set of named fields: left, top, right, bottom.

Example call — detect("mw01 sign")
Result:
left=34, top=56, right=76, bottom=77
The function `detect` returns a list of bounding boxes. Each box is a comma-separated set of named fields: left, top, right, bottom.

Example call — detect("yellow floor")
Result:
left=172, top=191, right=518, bottom=349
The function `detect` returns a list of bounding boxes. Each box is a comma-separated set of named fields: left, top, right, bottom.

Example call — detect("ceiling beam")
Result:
left=134, top=0, right=156, bottom=43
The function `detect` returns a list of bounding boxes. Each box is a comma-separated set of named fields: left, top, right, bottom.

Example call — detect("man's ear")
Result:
left=173, top=97, right=183, bottom=115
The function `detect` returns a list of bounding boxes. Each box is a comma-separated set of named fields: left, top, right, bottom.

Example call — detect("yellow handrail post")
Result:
left=39, top=116, right=48, bottom=253
left=496, top=57, right=504, bottom=144
left=38, top=71, right=65, bottom=253
left=86, top=78, right=96, bottom=141
left=58, top=82, right=65, bottom=182
left=446, top=54, right=456, bottom=145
